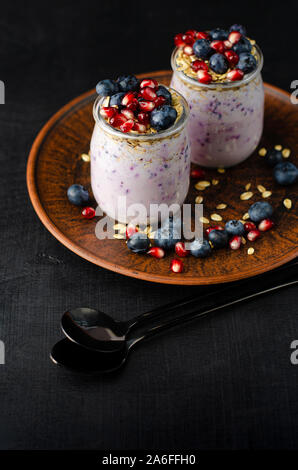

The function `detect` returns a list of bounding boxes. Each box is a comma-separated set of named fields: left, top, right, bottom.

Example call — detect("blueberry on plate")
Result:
left=193, top=39, right=213, bottom=60
left=248, top=201, right=274, bottom=223
left=190, top=239, right=212, bottom=258
left=67, top=184, right=90, bottom=206
left=156, top=86, right=172, bottom=105
left=229, top=24, right=247, bottom=36
left=237, top=52, right=257, bottom=73
left=209, top=53, right=229, bottom=74
left=208, top=229, right=228, bottom=248
left=209, top=28, right=229, bottom=41
left=232, top=37, right=252, bottom=54
left=274, top=161, right=298, bottom=186
left=109, top=92, right=126, bottom=107
left=154, top=226, right=181, bottom=251
left=264, top=149, right=283, bottom=167
left=96, top=79, right=119, bottom=96
left=162, top=215, right=182, bottom=233
left=150, top=105, right=177, bottom=131
left=117, top=75, right=139, bottom=92
left=225, top=220, right=245, bottom=237
left=127, top=232, right=150, bottom=254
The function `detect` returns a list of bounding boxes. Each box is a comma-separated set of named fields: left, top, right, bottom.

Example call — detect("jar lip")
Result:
left=93, top=85, right=189, bottom=140
left=171, top=43, right=264, bottom=90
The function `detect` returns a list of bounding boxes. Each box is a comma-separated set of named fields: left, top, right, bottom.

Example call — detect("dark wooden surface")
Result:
left=27, top=73, right=298, bottom=284
left=1, top=0, right=298, bottom=451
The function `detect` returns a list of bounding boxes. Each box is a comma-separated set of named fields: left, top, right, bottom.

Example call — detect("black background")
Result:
left=0, top=0, right=298, bottom=451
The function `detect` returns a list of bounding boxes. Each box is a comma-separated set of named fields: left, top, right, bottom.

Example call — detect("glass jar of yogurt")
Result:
left=90, top=87, right=190, bottom=224
left=170, top=44, right=264, bottom=168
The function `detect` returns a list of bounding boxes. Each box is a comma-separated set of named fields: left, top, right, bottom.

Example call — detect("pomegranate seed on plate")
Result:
left=244, top=222, right=256, bottom=232
left=258, top=219, right=274, bottom=232
left=185, top=29, right=197, bottom=37
left=100, top=106, right=117, bottom=119
left=206, top=225, right=224, bottom=235
left=140, top=87, right=157, bottom=101
left=133, top=122, right=147, bottom=133
left=126, top=99, right=139, bottom=111
left=140, top=79, right=158, bottom=89
left=138, top=100, right=155, bottom=112
left=197, top=70, right=212, bottom=84
left=137, top=112, right=150, bottom=125
left=224, top=50, right=239, bottom=66
left=227, top=69, right=244, bottom=81
left=126, top=224, right=138, bottom=239
left=121, top=108, right=135, bottom=120
left=191, top=167, right=205, bottom=179
left=183, top=45, right=193, bottom=56
left=122, top=92, right=136, bottom=106
left=183, top=33, right=195, bottom=45
left=120, top=119, right=134, bottom=133
left=174, top=33, right=185, bottom=47
left=154, top=96, right=166, bottom=108
left=110, top=113, right=127, bottom=128
left=147, top=247, right=165, bottom=259
left=229, top=235, right=241, bottom=250
left=196, top=31, right=208, bottom=39
left=170, top=258, right=184, bottom=273
left=191, top=60, right=208, bottom=72
left=81, top=207, right=95, bottom=219
left=228, top=31, right=242, bottom=44
left=211, top=40, right=225, bottom=54
left=247, top=229, right=261, bottom=241
left=223, top=40, right=232, bottom=49
left=175, top=242, right=189, bottom=257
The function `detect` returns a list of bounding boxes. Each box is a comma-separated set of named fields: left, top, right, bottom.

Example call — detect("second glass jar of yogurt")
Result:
left=91, top=77, right=190, bottom=224
left=170, top=26, right=264, bottom=168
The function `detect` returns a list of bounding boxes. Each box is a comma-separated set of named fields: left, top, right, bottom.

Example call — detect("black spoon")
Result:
left=51, top=264, right=298, bottom=374
left=61, top=262, right=297, bottom=353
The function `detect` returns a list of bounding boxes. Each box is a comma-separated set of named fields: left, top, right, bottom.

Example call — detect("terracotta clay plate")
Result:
left=27, top=71, right=298, bottom=285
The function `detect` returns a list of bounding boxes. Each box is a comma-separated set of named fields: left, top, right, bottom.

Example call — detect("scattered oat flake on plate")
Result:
left=243, top=212, right=249, bottom=220
left=81, top=153, right=90, bottom=162
left=113, top=234, right=125, bottom=239
left=217, top=168, right=225, bottom=173
left=245, top=183, right=251, bottom=190
left=211, top=213, right=222, bottom=221
left=241, top=237, right=247, bottom=244
left=195, top=181, right=210, bottom=190
left=113, top=223, right=126, bottom=230
left=195, top=196, right=203, bottom=204
left=212, top=179, right=219, bottom=185
left=262, top=191, right=272, bottom=198
left=247, top=247, right=254, bottom=255
left=258, top=148, right=267, bottom=156
left=283, top=198, right=292, bottom=209
left=216, top=203, right=227, bottom=210
left=257, top=185, right=266, bottom=193
left=240, top=191, right=253, bottom=200
left=199, top=216, right=210, bottom=224
left=274, top=144, right=282, bottom=151
left=282, top=148, right=290, bottom=158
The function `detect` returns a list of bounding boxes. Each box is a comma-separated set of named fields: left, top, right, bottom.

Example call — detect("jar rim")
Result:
left=171, top=43, right=263, bottom=90
left=93, top=85, right=189, bottom=141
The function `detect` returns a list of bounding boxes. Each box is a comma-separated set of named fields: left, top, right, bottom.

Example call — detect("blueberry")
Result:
left=150, top=105, right=177, bottom=131
left=67, top=184, right=90, bottom=206
left=225, top=220, right=245, bottom=237
left=264, top=149, right=283, bottom=167
left=127, top=233, right=150, bottom=254
left=232, top=37, right=252, bottom=54
left=193, top=39, right=213, bottom=60
left=248, top=201, right=274, bottom=223
left=96, top=79, right=119, bottom=96
left=209, top=53, right=229, bottom=74
left=162, top=215, right=182, bottom=232
left=116, top=75, right=139, bottom=92
left=274, top=162, right=298, bottom=186
left=190, top=239, right=212, bottom=258
left=154, top=226, right=181, bottom=251
left=109, top=92, right=126, bottom=107
left=156, top=86, right=172, bottom=105
left=209, top=28, right=229, bottom=41
left=208, top=229, right=228, bottom=248
left=229, top=24, right=247, bottom=36
left=237, top=52, right=257, bottom=73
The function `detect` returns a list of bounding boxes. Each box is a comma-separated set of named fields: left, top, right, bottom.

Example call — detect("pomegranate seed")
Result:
left=133, top=122, right=146, bottom=133
left=211, top=40, right=225, bottom=54
left=206, top=225, right=224, bottom=235
left=140, top=87, right=157, bottom=101
left=147, top=247, right=165, bottom=259
left=258, top=219, right=274, bottom=232
left=185, top=29, right=197, bottom=38
left=81, top=207, right=95, bottom=219
left=154, top=96, right=166, bottom=108
left=183, top=45, right=193, bottom=56
left=223, top=40, right=232, bottom=49
left=174, top=33, right=185, bottom=47
left=122, top=92, right=136, bottom=106
left=182, top=33, right=195, bottom=45
left=175, top=242, right=189, bottom=257
left=138, top=100, right=155, bottom=112
left=191, top=168, right=205, bottom=179
left=170, top=258, right=184, bottom=273
left=244, top=222, right=256, bottom=232
left=110, top=113, right=127, bottom=128
left=227, top=69, right=244, bottom=81
left=121, top=108, right=135, bottom=120
left=137, top=112, right=150, bottom=125
left=197, top=70, right=212, bottom=84
left=120, top=119, right=134, bottom=133
left=126, top=99, right=139, bottom=111
left=191, top=60, right=209, bottom=72
left=196, top=31, right=209, bottom=39
left=229, top=235, right=241, bottom=250
left=247, top=229, right=261, bottom=242
left=228, top=31, right=242, bottom=44
left=100, top=106, right=117, bottom=119
left=224, top=50, right=239, bottom=66
left=140, top=79, right=158, bottom=89
left=126, top=224, right=138, bottom=239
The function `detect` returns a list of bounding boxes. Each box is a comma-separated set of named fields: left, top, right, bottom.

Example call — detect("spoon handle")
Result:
left=127, top=261, right=297, bottom=330
left=130, top=263, right=298, bottom=346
